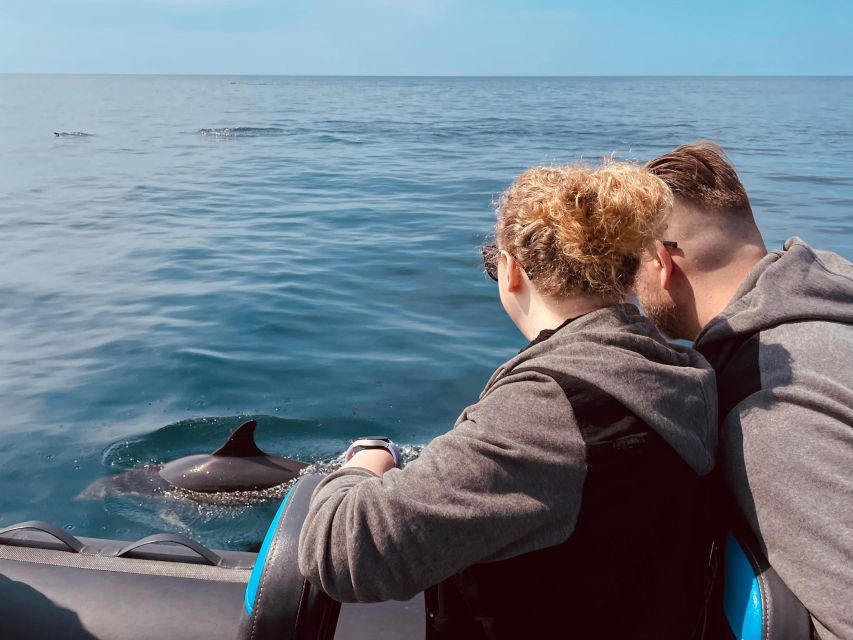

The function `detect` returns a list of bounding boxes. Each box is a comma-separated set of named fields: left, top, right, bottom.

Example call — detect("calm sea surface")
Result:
left=1, top=75, right=851, bottom=549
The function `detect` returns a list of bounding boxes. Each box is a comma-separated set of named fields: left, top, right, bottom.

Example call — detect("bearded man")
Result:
left=634, top=141, right=853, bottom=640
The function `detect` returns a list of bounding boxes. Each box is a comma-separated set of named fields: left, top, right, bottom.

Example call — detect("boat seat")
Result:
left=719, top=529, right=812, bottom=640
left=238, top=473, right=341, bottom=640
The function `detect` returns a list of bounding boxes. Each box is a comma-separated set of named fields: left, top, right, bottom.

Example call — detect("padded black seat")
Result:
left=238, top=474, right=341, bottom=640
left=718, top=529, right=812, bottom=640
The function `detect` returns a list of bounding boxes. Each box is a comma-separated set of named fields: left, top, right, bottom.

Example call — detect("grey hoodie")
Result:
left=298, top=303, right=717, bottom=605
left=694, top=238, right=853, bottom=640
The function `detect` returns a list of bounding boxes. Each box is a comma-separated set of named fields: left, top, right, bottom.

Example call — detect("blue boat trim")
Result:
left=723, top=531, right=764, bottom=640
left=244, top=486, right=296, bottom=615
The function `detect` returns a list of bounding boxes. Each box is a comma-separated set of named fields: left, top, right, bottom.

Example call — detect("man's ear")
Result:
left=501, top=251, right=524, bottom=292
left=654, top=241, right=673, bottom=290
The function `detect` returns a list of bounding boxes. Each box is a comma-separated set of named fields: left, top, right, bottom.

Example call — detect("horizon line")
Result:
left=2, top=72, right=852, bottom=79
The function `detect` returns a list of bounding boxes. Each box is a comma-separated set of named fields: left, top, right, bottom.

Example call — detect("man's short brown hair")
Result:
left=645, top=141, right=752, bottom=215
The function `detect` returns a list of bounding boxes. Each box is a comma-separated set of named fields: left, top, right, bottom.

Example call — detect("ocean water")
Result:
left=1, top=75, right=851, bottom=549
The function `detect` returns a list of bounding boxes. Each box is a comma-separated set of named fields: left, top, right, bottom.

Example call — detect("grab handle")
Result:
left=0, top=520, right=86, bottom=553
left=113, top=533, right=224, bottom=566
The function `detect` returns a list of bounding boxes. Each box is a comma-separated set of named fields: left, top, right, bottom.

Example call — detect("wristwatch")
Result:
left=344, top=436, right=403, bottom=469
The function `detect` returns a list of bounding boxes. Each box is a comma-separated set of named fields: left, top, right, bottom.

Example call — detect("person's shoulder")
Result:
left=759, top=319, right=853, bottom=386
left=785, top=237, right=853, bottom=277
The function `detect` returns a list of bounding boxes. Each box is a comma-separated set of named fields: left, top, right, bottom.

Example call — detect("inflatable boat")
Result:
left=0, top=472, right=813, bottom=640
left=0, top=474, right=423, bottom=640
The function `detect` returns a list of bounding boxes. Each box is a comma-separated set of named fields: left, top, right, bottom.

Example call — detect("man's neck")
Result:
left=693, top=248, right=766, bottom=329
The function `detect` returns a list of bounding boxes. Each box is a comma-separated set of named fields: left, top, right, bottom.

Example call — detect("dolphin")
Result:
left=79, top=420, right=308, bottom=501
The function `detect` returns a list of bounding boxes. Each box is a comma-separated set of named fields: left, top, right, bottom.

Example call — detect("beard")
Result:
left=633, top=277, right=693, bottom=341
left=642, top=301, right=691, bottom=341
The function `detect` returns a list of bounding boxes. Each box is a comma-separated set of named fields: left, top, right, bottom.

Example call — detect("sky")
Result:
left=1, top=0, right=852, bottom=75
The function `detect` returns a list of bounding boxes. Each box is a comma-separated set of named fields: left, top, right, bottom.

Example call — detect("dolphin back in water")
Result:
left=79, top=420, right=308, bottom=501
left=158, top=420, right=307, bottom=492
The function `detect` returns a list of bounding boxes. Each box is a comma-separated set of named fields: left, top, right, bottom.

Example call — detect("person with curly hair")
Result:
left=298, top=162, right=718, bottom=639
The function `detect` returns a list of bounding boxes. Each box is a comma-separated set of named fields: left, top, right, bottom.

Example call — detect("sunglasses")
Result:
left=481, top=243, right=534, bottom=282
left=481, top=243, right=499, bottom=281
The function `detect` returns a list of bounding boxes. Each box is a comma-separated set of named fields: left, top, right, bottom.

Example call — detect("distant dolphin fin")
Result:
left=211, top=420, right=266, bottom=457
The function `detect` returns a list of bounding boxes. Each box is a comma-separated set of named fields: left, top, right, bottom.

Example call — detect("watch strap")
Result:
left=345, top=437, right=403, bottom=468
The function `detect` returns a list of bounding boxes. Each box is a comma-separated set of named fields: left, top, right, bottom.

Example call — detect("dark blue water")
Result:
left=1, top=75, right=852, bottom=549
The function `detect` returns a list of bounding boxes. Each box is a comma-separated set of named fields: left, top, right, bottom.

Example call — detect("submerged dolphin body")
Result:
left=80, top=420, right=308, bottom=501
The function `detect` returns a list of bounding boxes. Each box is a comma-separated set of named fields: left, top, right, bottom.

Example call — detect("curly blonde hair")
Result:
left=495, top=162, right=672, bottom=300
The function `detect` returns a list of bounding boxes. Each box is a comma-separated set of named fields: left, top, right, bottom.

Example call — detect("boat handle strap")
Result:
left=0, top=520, right=86, bottom=553
left=113, top=533, right=223, bottom=566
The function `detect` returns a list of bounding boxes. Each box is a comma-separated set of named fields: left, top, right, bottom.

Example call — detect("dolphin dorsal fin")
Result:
left=211, top=420, right=266, bottom=457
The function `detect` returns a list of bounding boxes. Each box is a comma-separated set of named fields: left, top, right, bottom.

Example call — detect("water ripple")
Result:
left=198, top=126, right=285, bottom=137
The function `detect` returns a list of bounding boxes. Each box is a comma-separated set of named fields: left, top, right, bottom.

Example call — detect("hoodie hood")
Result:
left=697, top=237, right=853, bottom=348
left=489, top=303, right=717, bottom=475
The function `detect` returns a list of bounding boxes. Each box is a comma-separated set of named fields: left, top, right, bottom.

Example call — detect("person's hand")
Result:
left=343, top=448, right=396, bottom=475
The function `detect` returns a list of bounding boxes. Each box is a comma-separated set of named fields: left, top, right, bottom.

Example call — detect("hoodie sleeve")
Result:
left=297, top=369, right=587, bottom=603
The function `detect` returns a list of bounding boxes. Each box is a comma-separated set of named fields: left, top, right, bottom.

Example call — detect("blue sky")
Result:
left=1, top=0, right=851, bottom=75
